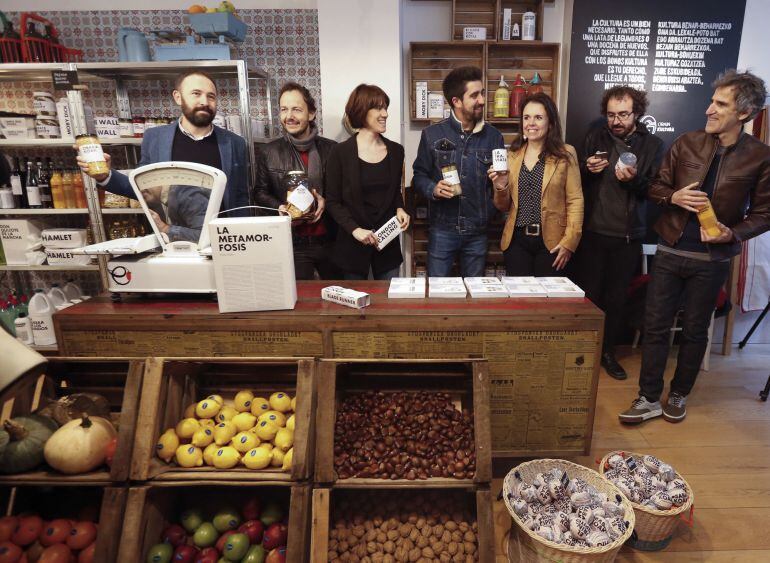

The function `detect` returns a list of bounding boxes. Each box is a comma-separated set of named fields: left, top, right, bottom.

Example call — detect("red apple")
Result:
left=215, top=530, right=236, bottom=553
left=241, top=498, right=261, bottom=521
left=0, top=541, right=23, bottom=563
left=11, top=516, right=43, bottom=547
left=193, top=547, right=218, bottom=563
left=172, top=544, right=199, bottom=563
left=0, top=517, right=18, bottom=543
left=66, top=521, right=97, bottom=551
left=261, top=524, right=287, bottom=551
left=265, top=547, right=286, bottom=563
left=237, top=520, right=264, bottom=544
left=162, top=524, right=187, bottom=547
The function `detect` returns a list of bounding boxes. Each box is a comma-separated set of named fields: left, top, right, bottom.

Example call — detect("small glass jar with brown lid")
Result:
left=75, top=134, right=109, bottom=176
left=284, top=170, right=317, bottom=219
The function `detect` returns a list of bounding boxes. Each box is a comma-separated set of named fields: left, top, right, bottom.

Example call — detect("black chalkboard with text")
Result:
left=565, top=0, right=746, bottom=150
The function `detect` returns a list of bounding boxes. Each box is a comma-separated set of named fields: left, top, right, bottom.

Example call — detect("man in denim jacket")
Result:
left=413, top=66, right=505, bottom=276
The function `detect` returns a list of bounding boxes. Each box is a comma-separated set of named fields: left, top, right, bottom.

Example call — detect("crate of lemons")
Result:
left=156, top=391, right=296, bottom=472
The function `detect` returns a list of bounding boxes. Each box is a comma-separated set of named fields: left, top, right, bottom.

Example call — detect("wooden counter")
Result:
left=54, top=281, right=604, bottom=457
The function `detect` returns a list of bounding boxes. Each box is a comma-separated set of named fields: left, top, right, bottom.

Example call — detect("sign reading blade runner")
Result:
left=565, top=0, right=746, bottom=149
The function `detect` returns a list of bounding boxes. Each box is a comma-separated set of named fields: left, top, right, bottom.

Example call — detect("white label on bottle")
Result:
left=39, top=183, right=51, bottom=203
left=287, top=185, right=314, bottom=213
left=79, top=142, right=106, bottom=163
left=15, top=318, right=33, bottom=344
left=10, top=175, right=22, bottom=195
left=442, top=169, right=461, bottom=185
left=27, top=185, right=42, bottom=206
left=522, top=13, right=536, bottom=40
left=31, top=315, right=56, bottom=346
left=0, top=188, right=14, bottom=208
left=118, top=121, right=134, bottom=137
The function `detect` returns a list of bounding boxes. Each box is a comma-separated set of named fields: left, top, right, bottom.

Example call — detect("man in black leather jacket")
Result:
left=574, top=86, right=664, bottom=380
left=253, top=82, right=340, bottom=279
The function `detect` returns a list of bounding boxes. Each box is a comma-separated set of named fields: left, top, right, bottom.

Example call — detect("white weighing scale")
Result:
left=73, top=161, right=226, bottom=294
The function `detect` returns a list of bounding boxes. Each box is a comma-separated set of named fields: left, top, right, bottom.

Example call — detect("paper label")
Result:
left=442, top=169, right=461, bottom=185
left=286, top=185, right=314, bottom=213
left=493, top=149, right=508, bottom=171
left=463, top=27, right=487, bottom=40
left=79, top=142, right=105, bottom=163
left=26, top=185, right=42, bottom=206
left=428, top=93, right=444, bottom=119
left=10, top=176, right=22, bottom=196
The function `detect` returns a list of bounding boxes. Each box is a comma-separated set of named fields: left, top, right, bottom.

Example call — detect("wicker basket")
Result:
left=599, top=450, right=694, bottom=551
left=503, top=459, right=635, bottom=563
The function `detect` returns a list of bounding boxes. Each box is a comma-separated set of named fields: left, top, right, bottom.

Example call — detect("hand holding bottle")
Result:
left=670, top=182, right=708, bottom=212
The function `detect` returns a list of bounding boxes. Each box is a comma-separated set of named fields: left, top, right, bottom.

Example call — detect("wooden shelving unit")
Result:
left=452, top=0, right=498, bottom=41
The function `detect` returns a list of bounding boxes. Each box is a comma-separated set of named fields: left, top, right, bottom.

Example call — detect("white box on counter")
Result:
left=209, top=215, right=297, bottom=313
left=0, top=219, right=45, bottom=265
left=41, top=228, right=88, bottom=249
left=388, top=277, right=426, bottom=299
left=537, top=276, right=586, bottom=298
left=322, top=285, right=371, bottom=308
left=428, top=277, right=467, bottom=298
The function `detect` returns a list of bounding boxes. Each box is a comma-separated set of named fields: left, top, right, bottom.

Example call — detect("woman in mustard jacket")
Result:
left=489, top=92, right=583, bottom=275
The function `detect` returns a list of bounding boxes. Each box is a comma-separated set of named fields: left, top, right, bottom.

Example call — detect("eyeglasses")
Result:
left=606, top=111, right=633, bottom=122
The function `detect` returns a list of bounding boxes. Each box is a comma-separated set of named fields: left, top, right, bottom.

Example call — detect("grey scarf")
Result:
left=286, top=123, right=323, bottom=193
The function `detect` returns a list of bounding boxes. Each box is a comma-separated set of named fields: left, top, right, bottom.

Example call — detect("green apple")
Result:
left=193, top=522, right=219, bottom=548
left=223, top=532, right=250, bottom=561
left=146, top=543, right=173, bottom=563
left=213, top=508, right=241, bottom=533
left=242, top=544, right=266, bottom=563
left=180, top=509, right=204, bottom=533
left=259, top=503, right=283, bottom=526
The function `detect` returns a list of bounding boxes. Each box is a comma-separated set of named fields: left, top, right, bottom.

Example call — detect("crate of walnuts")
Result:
left=314, top=359, right=492, bottom=487
left=599, top=450, right=694, bottom=551
left=310, top=487, right=495, bottom=562
left=503, top=459, right=636, bottom=563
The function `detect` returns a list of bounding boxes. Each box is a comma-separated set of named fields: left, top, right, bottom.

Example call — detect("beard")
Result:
left=461, top=104, right=484, bottom=125
left=182, top=100, right=215, bottom=127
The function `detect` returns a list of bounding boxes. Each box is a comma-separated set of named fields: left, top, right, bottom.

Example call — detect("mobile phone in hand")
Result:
left=594, top=150, right=608, bottom=160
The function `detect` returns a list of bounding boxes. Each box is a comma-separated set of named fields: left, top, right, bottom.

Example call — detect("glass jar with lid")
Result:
left=284, top=170, right=316, bottom=219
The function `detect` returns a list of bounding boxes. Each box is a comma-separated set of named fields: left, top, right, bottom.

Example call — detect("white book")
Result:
left=321, top=286, right=371, bottom=308
left=429, top=277, right=465, bottom=286
left=464, top=276, right=503, bottom=286
left=505, top=284, right=549, bottom=298
left=467, top=285, right=509, bottom=298
left=389, top=285, right=426, bottom=299
left=428, top=284, right=467, bottom=298
left=537, top=276, right=574, bottom=286
left=501, top=276, right=542, bottom=286
left=537, top=277, right=585, bottom=298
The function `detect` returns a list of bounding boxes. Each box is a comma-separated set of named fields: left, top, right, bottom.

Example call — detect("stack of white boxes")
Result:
left=428, top=277, right=467, bottom=298
left=41, top=229, right=92, bottom=267
left=388, top=277, right=426, bottom=299
left=537, top=276, right=586, bottom=298
left=464, top=277, right=509, bottom=298
left=501, top=276, right=549, bottom=298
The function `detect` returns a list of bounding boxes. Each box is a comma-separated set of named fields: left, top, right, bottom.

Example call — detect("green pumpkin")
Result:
left=0, top=415, right=57, bottom=474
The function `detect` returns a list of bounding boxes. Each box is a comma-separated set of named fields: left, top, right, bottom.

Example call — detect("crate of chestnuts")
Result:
left=503, top=459, right=635, bottom=563
left=310, top=487, right=495, bottom=562
left=131, top=357, right=317, bottom=482
left=314, top=359, right=492, bottom=487
left=599, top=450, right=694, bottom=551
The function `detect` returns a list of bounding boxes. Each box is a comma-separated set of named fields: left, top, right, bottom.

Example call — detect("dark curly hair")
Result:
left=600, top=86, right=648, bottom=118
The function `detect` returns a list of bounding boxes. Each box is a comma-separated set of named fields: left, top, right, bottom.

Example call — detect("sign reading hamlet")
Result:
left=565, top=0, right=746, bottom=149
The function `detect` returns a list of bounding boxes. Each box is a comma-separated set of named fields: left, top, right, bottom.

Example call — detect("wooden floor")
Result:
left=492, top=344, right=770, bottom=562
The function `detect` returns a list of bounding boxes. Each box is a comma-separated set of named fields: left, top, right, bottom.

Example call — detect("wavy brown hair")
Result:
left=511, top=93, right=571, bottom=162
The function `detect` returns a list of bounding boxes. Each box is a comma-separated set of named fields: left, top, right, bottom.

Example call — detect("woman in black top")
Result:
left=325, top=84, right=410, bottom=280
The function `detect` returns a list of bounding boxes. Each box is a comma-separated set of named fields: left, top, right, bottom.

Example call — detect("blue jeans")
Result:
left=638, top=250, right=730, bottom=401
left=427, top=227, right=488, bottom=277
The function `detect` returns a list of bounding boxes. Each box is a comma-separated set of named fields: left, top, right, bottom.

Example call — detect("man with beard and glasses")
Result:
left=574, top=86, right=664, bottom=381
left=76, top=70, right=250, bottom=234
left=413, top=66, right=504, bottom=276
left=252, top=82, right=340, bottom=279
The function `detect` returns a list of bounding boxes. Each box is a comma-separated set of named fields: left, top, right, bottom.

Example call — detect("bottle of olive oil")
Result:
left=494, top=76, right=510, bottom=118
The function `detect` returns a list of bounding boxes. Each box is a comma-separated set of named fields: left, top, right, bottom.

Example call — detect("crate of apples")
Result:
left=156, top=391, right=296, bottom=473
left=0, top=514, right=98, bottom=563
left=145, top=498, right=288, bottom=563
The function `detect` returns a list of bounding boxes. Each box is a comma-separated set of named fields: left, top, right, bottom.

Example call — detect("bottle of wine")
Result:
left=36, top=158, right=52, bottom=209
left=10, top=157, right=27, bottom=208
left=25, top=160, right=42, bottom=209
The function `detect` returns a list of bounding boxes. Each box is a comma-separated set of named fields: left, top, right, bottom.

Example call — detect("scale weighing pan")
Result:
left=74, top=161, right=227, bottom=294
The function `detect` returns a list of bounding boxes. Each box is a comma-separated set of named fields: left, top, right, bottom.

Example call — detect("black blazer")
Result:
left=325, top=134, right=405, bottom=275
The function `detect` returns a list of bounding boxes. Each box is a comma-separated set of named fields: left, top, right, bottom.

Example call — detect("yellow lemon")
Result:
left=257, top=410, right=286, bottom=428
left=199, top=418, right=216, bottom=429
left=269, top=392, right=292, bottom=413
left=175, top=444, right=203, bottom=468
left=212, top=446, right=241, bottom=469
left=254, top=420, right=279, bottom=441
left=250, top=397, right=270, bottom=416
left=213, top=420, right=238, bottom=446
left=191, top=427, right=215, bottom=448
left=175, top=418, right=201, bottom=440
left=156, top=429, right=179, bottom=462
left=183, top=403, right=197, bottom=419
left=273, top=427, right=294, bottom=452
left=282, top=447, right=293, bottom=471
left=203, top=442, right=219, bottom=466
left=195, top=398, right=221, bottom=419
left=216, top=405, right=238, bottom=423
left=270, top=448, right=285, bottom=467
left=234, top=390, right=255, bottom=412
left=231, top=431, right=259, bottom=453
left=290, top=396, right=296, bottom=412
left=206, top=394, right=225, bottom=406
left=232, top=412, right=257, bottom=432
left=242, top=447, right=271, bottom=469
left=286, top=414, right=295, bottom=432
left=256, top=442, right=273, bottom=452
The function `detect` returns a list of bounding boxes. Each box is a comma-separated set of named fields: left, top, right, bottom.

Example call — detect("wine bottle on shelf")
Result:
left=36, top=158, right=52, bottom=209
left=9, top=157, right=26, bottom=208
left=24, top=160, right=42, bottom=209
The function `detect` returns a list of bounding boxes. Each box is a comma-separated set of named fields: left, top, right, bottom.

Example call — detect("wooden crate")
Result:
left=6, top=484, right=128, bottom=563
left=0, top=358, right=144, bottom=484
left=311, top=486, right=495, bottom=563
left=131, top=357, right=316, bottom=482
left=118, top=482, right=310, bottom=563
left=453, top=0, right=498, bottom=41
left=409, top=41, right=485, bottom=122
left=497, top=0, right=546, bottom=41
left=315, top=359, right=492, bottom=488
left=485, top=41, right=560, bottom=124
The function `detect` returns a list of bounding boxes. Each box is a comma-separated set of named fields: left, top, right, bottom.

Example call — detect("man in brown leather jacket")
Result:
left=620, top=70, right=770, bottom=424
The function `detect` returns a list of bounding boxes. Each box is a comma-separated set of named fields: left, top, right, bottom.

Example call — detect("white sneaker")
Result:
left=619, top=396, right=663, bottom=423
